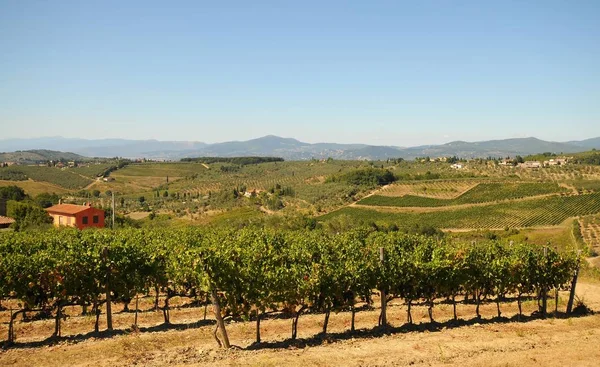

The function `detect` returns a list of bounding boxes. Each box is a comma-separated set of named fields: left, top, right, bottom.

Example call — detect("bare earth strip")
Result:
left=1, top=282, right=599, bottom=367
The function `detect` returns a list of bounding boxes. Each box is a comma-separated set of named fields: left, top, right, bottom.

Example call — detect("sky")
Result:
left=1, top=0, right=599, bottom=146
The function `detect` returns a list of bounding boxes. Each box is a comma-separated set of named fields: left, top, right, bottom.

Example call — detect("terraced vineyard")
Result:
left=0, top=180, right=70, bottom=196
left=69, top=163, right=116, bottom=179
left=471, top=164, right=600, bottom=183
left=378, top=180, right=479, bottom=199
left=0, top=166, right=92, bottom=189
left=166, top=160, right=387, bottom=209
left=580, top=215, right=600, bottom=255
left=360, top=182, right=566, bottom=207
left=322, top=192, right=600, bottom=229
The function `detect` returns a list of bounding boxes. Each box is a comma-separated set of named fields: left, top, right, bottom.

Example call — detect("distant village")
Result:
left=498, top=156, right=571, bottom=169
left=0, top=158, right=149, bottom=168
left=413, top=155, right=573, bottom=170
left=1, top=154, right=575, bottom=174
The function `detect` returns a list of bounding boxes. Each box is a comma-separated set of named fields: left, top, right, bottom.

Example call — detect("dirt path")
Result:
left=1, top=281, right=599, bottom=367
left=559, top=182, right=580, bottom=195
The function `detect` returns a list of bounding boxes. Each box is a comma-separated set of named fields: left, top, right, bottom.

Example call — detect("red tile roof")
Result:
left=45, top=204, right=96, bottom=215
left=0, top=216, right=15, bottom=225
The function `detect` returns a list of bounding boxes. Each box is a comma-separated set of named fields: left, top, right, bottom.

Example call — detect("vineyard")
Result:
left=0, top=166, right=92, bottom=190
left=323, top=192, right=600, bottom=230
left=69, top=164, right=117, bottom=179
left=580, top=215, right=600, bottom=257
left=0, top=180, right=70, bottom=196
left=0, top=228, right=579, bottom=347
left=468, top=164, right=600, bottom=184
left=127, top=160, right=391, bottom=211
left=377, top=180, right=480, bottom=199
left=359, top=182, right=566, bottom=207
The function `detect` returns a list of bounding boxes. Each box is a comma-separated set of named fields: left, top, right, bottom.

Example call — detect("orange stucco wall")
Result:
left=49, top=208, right=105, bottom=230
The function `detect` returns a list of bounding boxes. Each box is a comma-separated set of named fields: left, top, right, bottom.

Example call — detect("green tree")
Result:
left=34, top=192, right=60, bottom=208
left=0, top=186, right=27, bottom=201
left=7, top=201, right=53, bottom=231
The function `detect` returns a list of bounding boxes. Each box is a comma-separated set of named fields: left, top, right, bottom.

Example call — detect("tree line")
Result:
left=180, top=157, right=284, bottom=165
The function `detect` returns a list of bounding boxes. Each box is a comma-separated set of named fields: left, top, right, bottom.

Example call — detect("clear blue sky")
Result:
left=1, top=1, right=599, bottom=146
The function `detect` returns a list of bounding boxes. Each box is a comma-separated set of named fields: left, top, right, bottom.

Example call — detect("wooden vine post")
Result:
left=134, top=294, right=139, bottom=330
left=542, top=247, right=548, bottom=318
left=566, top=250, right=582, bottom=315
left=379, top=247, right=387, bottom=327
left=7, top=307, right=14, bottom=344
left=210, top=288, right=230, bottom=349
left=103, top=247, right=113, bottom=331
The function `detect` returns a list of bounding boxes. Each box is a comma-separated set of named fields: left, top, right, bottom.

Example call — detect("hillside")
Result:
left=0, top=149, right=86, bottom=164
left=399, top=137, right=585, bottom=159
left=2, top=136, right=599, bottom=160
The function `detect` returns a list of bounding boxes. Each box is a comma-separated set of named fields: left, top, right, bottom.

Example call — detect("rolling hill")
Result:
left=0, top=149, right=86, bottom=164
left=1, top=135, right=599, bottom=160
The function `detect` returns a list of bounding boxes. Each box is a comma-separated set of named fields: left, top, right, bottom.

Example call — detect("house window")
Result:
left=82, top=216, right=88, bottom=224
left=93, top=215, right=99, bottom=224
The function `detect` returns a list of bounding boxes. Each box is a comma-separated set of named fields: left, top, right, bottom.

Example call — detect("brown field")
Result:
left=377, top=181, right=479, bottom=199
left=0, top=180, right=70, bottom=196
left=1, top=281, right=599, bottom=367
left=580, top=215, right=600, bottom=254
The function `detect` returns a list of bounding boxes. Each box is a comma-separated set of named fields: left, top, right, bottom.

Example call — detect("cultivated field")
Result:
left=377, top=180, right=479, bottom=199
left=0, top=180, right=70, bottom=196
left=323, top=192, right=600, bottom=230
left=2, top=158, right=600, bottom=236
left=359, top=182, right=566, bottom=207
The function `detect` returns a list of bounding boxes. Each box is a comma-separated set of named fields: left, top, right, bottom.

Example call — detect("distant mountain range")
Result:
left=1, top=135, right=599, bottom=161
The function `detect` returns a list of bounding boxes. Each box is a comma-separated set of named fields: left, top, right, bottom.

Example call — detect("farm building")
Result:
left=0, top=198, right=15, bottom=229
left=544, top=157, right=569, bottom=166
left=45, top=203, right=105, bottom=230
left=519, top=161, right=541, bottom=169
left=0, top=216, right=15, bottom=229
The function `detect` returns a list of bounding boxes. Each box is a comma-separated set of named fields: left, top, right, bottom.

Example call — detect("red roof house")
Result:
left=45, top=203, right=105, bottom=230
left=0, top=216, right=15, bottom=229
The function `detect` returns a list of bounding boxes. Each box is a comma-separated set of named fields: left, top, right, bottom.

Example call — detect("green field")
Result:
left=0, top=166, right=92, bottom=189
left=2, top=157, right=600, bottom=233
left=321, top=192, right=600, bottom=229
left=359, top=182, right=566, bottom=207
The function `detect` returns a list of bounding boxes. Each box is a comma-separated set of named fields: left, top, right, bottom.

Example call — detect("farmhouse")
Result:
left=519, top=161, right=541, bottom=169
left=450, top=163, right=464, bottom=169
left=0, top=198, right=15, bottom=229
left=45, top=203, right=105, bottom=230
left=544, top=157, right=570, bottom=166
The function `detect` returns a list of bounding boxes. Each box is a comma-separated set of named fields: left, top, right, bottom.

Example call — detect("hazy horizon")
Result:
left=1, top=133, right=598, bottom=148
left=1, top=1, right=599, bottom=146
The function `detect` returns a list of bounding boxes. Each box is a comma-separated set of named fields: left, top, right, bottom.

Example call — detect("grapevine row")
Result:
left=0, top=228, right=579, bottom=345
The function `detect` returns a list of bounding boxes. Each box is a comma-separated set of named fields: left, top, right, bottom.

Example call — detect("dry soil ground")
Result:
left=1, top=280, right=599, bottom=367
